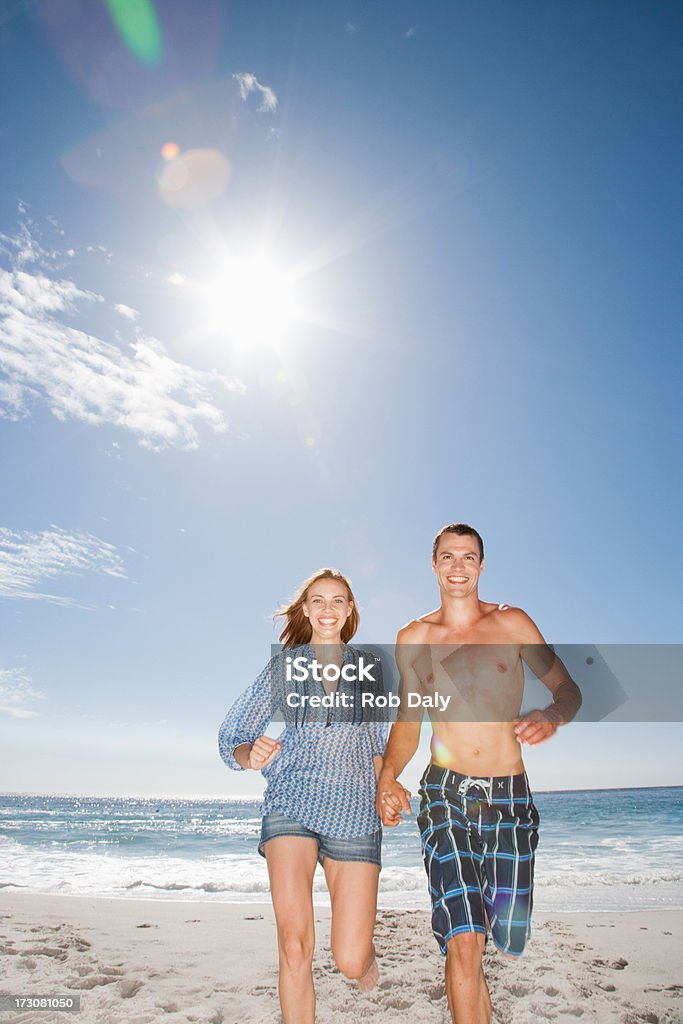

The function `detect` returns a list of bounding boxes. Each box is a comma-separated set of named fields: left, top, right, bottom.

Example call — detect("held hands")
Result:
left=514, top=709, right=561, bottom=746
left=376, top=771, right=412, bottom=827
left=247, top=736, right=282, bottom=770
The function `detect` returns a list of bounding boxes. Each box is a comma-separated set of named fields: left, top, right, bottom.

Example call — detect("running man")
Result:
left=377, top=523, right=581, bottom=1024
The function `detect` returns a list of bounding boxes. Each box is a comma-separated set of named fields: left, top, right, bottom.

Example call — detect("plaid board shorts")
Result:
left=417, top=764, right=540, bottom=956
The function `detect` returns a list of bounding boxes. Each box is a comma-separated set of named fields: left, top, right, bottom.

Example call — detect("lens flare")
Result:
left=160, top=142, right=179, bottom=161
left=431, top=737, right=452, bottom=764
left=105, top=0, right=162, bottom=64
left=157, top=148, right=231, bottom=210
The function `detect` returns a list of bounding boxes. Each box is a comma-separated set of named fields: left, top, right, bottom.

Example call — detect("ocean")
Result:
left=1, top=788, right=681, bottom=913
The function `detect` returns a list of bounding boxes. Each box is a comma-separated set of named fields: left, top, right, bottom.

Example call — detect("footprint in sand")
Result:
left=527, top=1003, right=557, bottom=1020
left=67, top=974, right=120, bottom=989
left=24, top=946, right=68, bottom=961
left=120, top=979, right=143, bottom=999
left=383, top=996, right=414, bottom=1010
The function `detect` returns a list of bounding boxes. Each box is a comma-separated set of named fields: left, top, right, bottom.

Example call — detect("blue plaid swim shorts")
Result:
left=417, top=764, right=540, bottom=956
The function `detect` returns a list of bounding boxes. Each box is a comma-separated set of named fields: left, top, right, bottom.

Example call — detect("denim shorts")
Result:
left=259, top=811, right=382, bottom=868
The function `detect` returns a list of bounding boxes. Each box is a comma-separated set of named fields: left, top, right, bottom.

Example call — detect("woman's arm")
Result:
left=218, top=658, right=277, bottom=771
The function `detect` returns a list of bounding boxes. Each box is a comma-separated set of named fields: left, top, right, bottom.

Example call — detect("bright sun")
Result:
left=205, top=251, right=298, bottom=349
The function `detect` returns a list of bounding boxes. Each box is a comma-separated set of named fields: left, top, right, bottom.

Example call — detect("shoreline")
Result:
left=2, top=887, right=683, bottom=915
left=1, top=894, right=681, bottom=1023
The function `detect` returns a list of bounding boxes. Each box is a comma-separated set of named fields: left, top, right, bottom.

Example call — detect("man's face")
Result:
left=432, top=533, right=484, bottom=598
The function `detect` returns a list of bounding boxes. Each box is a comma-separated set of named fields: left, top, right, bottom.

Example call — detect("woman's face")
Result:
left=302, top=578, right=353, bottom=642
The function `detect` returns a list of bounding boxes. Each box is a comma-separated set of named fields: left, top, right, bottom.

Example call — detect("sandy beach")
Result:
left=0, top=894, right=680, bottom=1023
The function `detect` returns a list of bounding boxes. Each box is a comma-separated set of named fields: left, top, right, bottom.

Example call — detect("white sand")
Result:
left=0, top=894, right=681, bottom=1023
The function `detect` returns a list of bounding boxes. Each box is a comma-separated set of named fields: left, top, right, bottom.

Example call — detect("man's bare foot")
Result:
left=358, top=955, right=379, bottom=993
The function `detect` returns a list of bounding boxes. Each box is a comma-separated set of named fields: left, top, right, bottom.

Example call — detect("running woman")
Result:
left=219, top=568, right=387, bottom=1024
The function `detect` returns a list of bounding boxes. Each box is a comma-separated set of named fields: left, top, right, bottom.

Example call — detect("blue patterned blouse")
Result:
left=218, top=645, right=388, bottom=838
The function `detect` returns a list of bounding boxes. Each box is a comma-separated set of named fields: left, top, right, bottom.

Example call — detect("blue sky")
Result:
left=0, top=1, right=681, bottom=796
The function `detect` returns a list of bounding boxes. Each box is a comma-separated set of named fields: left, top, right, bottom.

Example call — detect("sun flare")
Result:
left=204, top=252, right=298, bottom=350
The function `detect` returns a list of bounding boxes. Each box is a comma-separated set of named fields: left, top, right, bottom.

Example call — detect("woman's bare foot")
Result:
left=358, top=955, right=379, bottom=993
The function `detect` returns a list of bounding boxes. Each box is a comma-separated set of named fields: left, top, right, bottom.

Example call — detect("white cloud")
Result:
left=405, top=26, right=417, bottom=38
left=233, top=72, right=278, bottom=113
left=114, top=303, right=138, bottom=321
left=0, top=223, right=244, bottom=450
left=345, top=22, right=357, bottom=34
left=0, top=525, right=126, bottom=606
left=0, top=668, right=44, bottom=719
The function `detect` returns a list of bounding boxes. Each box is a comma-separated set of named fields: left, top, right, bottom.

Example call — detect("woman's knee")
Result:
left=278, top=930, right=314, bottom=972
left=332, top=943, right=373, bottom=980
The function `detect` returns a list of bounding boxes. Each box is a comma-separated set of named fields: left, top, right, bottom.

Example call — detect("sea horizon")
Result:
left=2, top=783, right=682, bottom=799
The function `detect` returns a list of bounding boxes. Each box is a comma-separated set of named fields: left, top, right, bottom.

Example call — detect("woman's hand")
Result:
left=247, top=736, right=282, bottom=770
left=376, top=769, right=412, bottom=827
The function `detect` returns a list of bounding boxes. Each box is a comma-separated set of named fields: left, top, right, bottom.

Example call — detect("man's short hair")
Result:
left=432, top=523, right=485, bottom=563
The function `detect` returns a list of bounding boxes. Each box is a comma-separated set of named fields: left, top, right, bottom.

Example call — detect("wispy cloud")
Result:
left=233, top=72, right=278, bottom=113
left=0, top=525, right=126, bottom=606
left=0, top=218, right=244, bottom=450
left=114, top=303, right=138, bottom=321
left=345, top=22, right=357, bottom=34
left=405, top=26, right=417, bottom=38
left=0, top=668, right=44, bottom=719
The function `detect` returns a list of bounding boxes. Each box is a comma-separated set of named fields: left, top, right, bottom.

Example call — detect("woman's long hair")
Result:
left=276, top=568, right=360, bottom=648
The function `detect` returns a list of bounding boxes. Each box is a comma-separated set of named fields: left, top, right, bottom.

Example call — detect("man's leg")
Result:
left=417, top=767, right=491, bottom=1023
left=445, top=931, right=491, bottom=1024
left=484, top=774, right=539, bottom=959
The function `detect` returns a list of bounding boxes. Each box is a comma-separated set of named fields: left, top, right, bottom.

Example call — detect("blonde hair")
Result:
left=276, top=568, right=360, bottom=648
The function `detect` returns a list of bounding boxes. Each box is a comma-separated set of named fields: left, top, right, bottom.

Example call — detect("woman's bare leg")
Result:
left=265, top=837, right=319, bottom=1024
left=323, top=858, right=381, bottom=991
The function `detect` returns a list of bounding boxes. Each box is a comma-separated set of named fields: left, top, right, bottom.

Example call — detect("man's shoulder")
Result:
left=396, top=615, right=435, bottom=643
left=486, top=604, right=542, bottom=641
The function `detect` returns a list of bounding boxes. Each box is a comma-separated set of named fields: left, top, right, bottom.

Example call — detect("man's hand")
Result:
left=514, top=709, right=560, bottom=746
left=247, top=736, right=282, bottom=770
left=376, top=771, right=412, bottom=826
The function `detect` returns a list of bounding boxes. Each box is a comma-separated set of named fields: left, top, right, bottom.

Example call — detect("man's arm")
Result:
left=376, top=625, right=424, bottom=824
left=377, top=722, right=421, bottom=824
left=513, top=611, right=582, bottom=745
